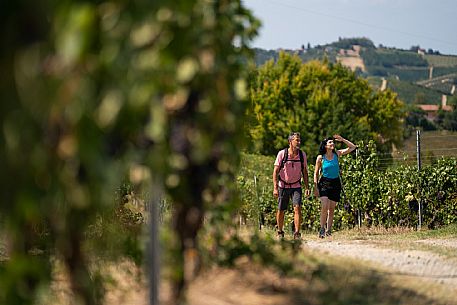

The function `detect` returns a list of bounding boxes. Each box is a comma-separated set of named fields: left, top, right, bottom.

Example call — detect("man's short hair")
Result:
left=288, top=132, right=300, bottom=142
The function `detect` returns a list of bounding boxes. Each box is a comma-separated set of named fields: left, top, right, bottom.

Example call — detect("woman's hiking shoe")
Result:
left=319, top=227, right=325, bottom=239
left=293, top=231, right=301, bottom=240
left=277, top=231, right=285, bottom=239
left=326, top=230, right=332, bottom=237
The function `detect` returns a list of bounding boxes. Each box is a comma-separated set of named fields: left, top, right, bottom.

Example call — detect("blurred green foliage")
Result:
left=147, top=0, right=260, bottom=302
left=1, top=0, right=260, bottom=304
left=1, top=0, right=161, bottom=303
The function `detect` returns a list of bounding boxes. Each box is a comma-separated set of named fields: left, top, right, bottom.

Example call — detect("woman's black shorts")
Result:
left=318, top=177, right=342, bottom=202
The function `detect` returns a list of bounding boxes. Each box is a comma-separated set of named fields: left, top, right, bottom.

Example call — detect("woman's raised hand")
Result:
left=333, top=134, right=343, bottom=142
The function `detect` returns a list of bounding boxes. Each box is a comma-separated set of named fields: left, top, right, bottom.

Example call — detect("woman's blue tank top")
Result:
left=322, top=153, right=339, bottom=179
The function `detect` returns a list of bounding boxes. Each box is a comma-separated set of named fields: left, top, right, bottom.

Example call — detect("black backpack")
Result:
left=278, top=148, right=305, bottom=186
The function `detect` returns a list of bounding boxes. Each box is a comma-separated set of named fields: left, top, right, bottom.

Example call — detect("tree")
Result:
left=437, top=108, right=457, bottom=131
left=410, top=45, right=420, bottom=52
left=405, top=106, right=437, bottom=131
left=247, top=52, right=405, bottom=156
left=448, top=95, right=457, bottom=107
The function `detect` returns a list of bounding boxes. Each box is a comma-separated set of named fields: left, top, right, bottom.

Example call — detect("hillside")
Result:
left=401, top=130, right=457, bottom=160
left=367, top=76, right=443, bottom=104
left=254, top=38, right=457, bottom=105
left=424, top=54, right=457, bottom=67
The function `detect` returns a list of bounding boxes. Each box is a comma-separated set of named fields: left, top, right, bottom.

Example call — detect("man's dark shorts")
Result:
left=278, top=187, right=302, bottom=211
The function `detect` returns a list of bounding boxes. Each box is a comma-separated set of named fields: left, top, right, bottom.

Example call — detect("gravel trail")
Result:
left=306, top=238, right=457, bottom=288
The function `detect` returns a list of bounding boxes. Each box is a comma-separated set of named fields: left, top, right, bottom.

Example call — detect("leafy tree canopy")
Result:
left=247, top=52, right=405, bottom=156
left=331, top=37, right=375, bottom=49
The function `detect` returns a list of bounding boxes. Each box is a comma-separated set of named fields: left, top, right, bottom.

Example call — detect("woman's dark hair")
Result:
left=319, top=137, right=336, bottom=155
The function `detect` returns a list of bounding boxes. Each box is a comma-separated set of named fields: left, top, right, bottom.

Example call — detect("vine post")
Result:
left=254, top=175, right=263, bottom=230
left=148, top=182, right=161, bottom=305
left=416, top=129, right=422, bottom=230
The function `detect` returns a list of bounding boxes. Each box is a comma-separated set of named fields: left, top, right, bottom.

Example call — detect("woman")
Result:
left=314, top=135, right=356, bottom=238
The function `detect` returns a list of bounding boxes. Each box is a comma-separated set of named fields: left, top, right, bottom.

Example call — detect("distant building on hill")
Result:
left=338, top=45, right=361, bottom=57
left=417, top=95, right=453, bottom=120
left=336, top=45, right=365, bottom=72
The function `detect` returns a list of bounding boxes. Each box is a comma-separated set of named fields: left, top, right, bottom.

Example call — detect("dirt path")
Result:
left=306, top=238, right=457, bottom=288
left=6, top=233, right=455, bottom=305
left=187, top=236, right=457, bottom=305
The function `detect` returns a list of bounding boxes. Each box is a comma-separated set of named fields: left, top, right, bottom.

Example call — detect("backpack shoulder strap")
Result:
left=279, top=148, right=288, bottom=170
left=298, top=150, right=304, bottom=172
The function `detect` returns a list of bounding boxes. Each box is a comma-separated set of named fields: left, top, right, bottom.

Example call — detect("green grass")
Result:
left=307, top=224, right=457, bottom=259
left=330, top=222, right=457, bottom=240
left=400, top=130, right=457, bottom=162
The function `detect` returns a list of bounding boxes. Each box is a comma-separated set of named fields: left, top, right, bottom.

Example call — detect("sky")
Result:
left=243, top=0, right=457, bottom=55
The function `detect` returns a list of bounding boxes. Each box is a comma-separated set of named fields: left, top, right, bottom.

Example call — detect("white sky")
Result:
left=243, top=0, right=457, bottom=55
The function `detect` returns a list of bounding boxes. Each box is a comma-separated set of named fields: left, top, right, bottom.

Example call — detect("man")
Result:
left=273, top=132, right=310, bottom=239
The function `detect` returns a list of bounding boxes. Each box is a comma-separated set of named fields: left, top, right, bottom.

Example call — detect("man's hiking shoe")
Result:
left=326, top=230, right=332, bottom=237
left=319, top=227, right=325, bottom=239
left=293, top=231, right=301, bottom=240
left=277, top=231, right=285, bottom=239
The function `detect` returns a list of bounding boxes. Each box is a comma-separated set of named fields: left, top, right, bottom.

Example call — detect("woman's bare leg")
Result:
left=327, top=200, right=337, bottom=232
left=320, top=197, right=330, bottom=229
